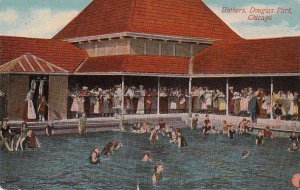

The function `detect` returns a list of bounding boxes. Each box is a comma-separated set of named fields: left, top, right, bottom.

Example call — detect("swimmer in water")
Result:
left=149, top=126, right=159, bottom=141
left=177, top=132, right=188, bottom=148
left=142, top=151, right=152, bottom=162
left=288, top=141, right=299, bottom=152
left=256, top=130, right=264, bottom=145
left=169, top=130, right=178, bottom=144
left=113, top=140, right=122, bottom=151
left=101, top=141, right=114, bottom=155
left=89, top=147, right=101, bottom=165
left=152, top=162, right=164, bottom=183
left=242, top=149, right=250, bottom=159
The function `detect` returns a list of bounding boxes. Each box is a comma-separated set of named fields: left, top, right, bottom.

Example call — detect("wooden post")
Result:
left=157, top=77, right=160, bottom=114
left=226, top=78, right=229, bottom=116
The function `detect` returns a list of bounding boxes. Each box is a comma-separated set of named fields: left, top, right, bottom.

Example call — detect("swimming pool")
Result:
left=0, top=128, right=299, bottom=190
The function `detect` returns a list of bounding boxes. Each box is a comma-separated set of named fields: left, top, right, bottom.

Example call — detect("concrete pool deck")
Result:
left=7, top=114, right=300, bottom=137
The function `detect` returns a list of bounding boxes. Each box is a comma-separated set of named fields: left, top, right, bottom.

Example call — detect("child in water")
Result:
left=152, top=162, right=164, bottom=183
left=89, top=147, right=101, bottom=165
left=24, top=129, right=41, bottom=148
left=15, top=121, right=28, bottom=150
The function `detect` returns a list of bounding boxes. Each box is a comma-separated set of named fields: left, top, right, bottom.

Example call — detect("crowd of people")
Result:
left=227, top=87, right=299, bottom=120
left=68, top=85, right=299, bottom=122
left=87, top=114, right=299, bottom=184
left=68, top=84, right=190, bottom=118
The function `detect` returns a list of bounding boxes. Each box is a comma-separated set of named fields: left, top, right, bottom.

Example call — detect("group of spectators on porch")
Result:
left=68, top=84, right=299, bottom=120
left=69, top=84, right=190, bottom=118
left=227, top=87, right=299, bottom=120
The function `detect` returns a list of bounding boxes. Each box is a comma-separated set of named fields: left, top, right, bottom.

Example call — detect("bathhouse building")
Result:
left=0, top=0, right=299, bottom=121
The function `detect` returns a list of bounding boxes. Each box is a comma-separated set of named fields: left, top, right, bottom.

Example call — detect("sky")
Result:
left=0, top=0, right=299, bottom=39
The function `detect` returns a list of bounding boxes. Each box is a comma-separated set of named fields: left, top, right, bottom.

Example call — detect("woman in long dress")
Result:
left=178, top=89, right=186, bottom=113
left=287, top=91, right=294, bottom=115
left=145, top=88, right=152, bottom=114
left=23, top=89, right=36, bottom=121
left=137, top=85, right=145, bottom=114
left=169, top=89, right=178, bottom=113
left=151, top=89, right=158, bottom=114
left=71, top=95, right=79, bottom=118
left=102, top=91, right=110, bottom=116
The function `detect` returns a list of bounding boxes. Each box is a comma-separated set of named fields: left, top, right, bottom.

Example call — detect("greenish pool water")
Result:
left=0, top=128, right=299, bottom=189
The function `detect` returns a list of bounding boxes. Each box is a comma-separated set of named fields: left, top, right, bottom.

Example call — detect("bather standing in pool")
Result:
left=149, top=126, right=159, bottom=141
left=46, top=120, right=55, bottom=136
left=89, top=147, right=101, bottom=165
left=191, top=114, right=199, bottom=130
left=228, top=126, right=236, bottom=139
left=256, top=130, right=264, bottom=145
left=78, top=113, right=87, bottom=135
left=152, top=162, right=164, bottom=183
left=177, top=132, right=188, bottom=148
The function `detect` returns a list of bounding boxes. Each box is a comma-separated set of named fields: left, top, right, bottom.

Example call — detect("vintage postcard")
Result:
left=0, top=0, right=299, bottom=189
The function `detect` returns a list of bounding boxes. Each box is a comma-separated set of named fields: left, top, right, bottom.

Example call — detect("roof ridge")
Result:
left=129, top=0, right=137, bottom=32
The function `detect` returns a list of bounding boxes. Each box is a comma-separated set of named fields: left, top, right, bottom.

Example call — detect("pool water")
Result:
left=0, top=128, right=299, bottom=190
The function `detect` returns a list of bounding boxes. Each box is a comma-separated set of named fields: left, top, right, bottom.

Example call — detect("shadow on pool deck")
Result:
left=7, top=113, right=300, bottom=137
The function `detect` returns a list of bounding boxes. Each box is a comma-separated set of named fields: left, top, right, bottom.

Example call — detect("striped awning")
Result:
left=0, top=53, right=68, bottom=73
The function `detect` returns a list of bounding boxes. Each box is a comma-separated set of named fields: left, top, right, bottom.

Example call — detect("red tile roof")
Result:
left=193, top=37, right=300, bottom=74
left=0, top=36, right=88, bottom=72
left=0, top=53, right=68, bottom=73
left=76, top=55, right=189, bottom=74
left=53, top=0, right=241, bottom=41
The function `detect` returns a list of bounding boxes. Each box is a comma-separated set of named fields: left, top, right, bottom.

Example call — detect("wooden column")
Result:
left=270, top=77, right=274, bottom=119
left=226, top=78, right=229, bottom=116
left=157, top=77, right=160, bottom=114
left=121, top=75, right=124, bottom=113
left=188, top=77, right=192, bottom=117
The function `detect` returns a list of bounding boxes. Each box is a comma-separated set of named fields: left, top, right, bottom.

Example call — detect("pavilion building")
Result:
left=0, top=0, right=299, bottom=121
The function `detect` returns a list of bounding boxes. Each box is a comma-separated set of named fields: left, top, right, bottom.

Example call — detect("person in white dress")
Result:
left=137, top=85, right=145, bottom=114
